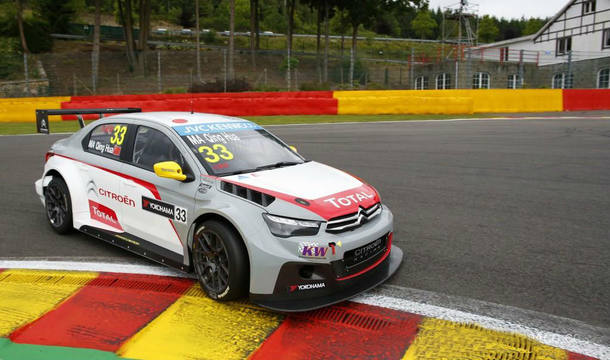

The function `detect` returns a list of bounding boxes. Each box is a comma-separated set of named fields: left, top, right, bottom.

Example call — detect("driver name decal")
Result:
left=142, top=196, right=187, bottom=224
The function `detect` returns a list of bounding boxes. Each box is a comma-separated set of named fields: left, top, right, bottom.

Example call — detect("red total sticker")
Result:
left=172, top=119, right=188, bottom=124
left=89, top=200, right=123, bottom=231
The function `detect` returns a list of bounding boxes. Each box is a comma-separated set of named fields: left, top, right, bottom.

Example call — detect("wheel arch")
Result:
left=187, top=212, right=251, bottom=272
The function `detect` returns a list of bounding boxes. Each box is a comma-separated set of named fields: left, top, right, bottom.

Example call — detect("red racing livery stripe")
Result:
left=10, top=273, right=193, bottom=352
left=55, top=154, right=161, bottom=200
left=222, top=177, right=380, bottom=220
left=250, top=302, right=421, bottom=360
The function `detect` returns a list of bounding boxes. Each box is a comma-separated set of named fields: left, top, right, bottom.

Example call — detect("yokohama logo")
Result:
left=88, top=200, right=123, bottom=231
left=289, top=282, right=326, bottom=292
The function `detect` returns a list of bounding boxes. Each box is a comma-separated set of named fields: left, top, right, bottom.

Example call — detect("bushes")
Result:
left=189, top=78, right=252, bottom=93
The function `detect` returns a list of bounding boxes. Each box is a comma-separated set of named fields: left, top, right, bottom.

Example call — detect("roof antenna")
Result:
left=190, top=98, right=194, bottom=114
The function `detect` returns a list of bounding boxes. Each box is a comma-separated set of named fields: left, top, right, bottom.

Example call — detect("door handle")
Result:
left=123, top=180, right=137, bottom=188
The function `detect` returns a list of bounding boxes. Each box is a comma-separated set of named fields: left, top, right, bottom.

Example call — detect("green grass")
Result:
left=0, top=114, right=485, bottom=135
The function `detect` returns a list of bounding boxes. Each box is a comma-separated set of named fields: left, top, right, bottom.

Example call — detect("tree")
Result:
left=92, top=0, right=100, bottom=93
left=228, top=0, right=235, bottom=79
left=30, top=0, right=83, bottom=34
left=137, top=0, right=151, bottom=74
left=411, top=10, right=436, bottom=39
left=15, top=0, right=29, bottom=53
left=117, top=0, right=137, bottom=70
left=478, top=15, right=499, bottom=43
left=523, top=17, right=546, bottom=35
left=249, top=0, right=258, bottom=67
left=285, top=0, right=296, bottom=89
left=337, top=0, right=377, bottom=88
left=196, top=0, right=201, bottom=80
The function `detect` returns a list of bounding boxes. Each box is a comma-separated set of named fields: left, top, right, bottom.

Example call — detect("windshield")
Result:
left=173, top=120, right=304, bottom=176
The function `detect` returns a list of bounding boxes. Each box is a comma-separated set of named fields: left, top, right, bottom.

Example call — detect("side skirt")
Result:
left=79, top=225, right=192, bottom=273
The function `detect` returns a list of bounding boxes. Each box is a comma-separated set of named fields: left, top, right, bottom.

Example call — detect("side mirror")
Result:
left=154, top=161, right=187, bottom=181
left=289, top=145, right=298, bottom=153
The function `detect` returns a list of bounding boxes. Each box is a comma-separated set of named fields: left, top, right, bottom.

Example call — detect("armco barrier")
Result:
left=563, top=89, right=610, bottom=111
left=333, top=89, right=564, bottom=114
left=61, top=94, right=338, bottom=120
left=334, top=95, right=474, bottom=115
left=0, top=96, right=70, bottom=123
left=3, top=89, right=610, bottom=123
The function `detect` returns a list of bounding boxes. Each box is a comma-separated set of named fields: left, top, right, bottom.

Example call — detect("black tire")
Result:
left=44, top=176, right=73, bottom=234
left=192, top=220, right=249, bottom=301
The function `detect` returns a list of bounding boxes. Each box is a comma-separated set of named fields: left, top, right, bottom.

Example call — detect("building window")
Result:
left=436, top=73, right=451, bottom=89
left=507, top=74, right=521, bottom=89
left=552, top=73, right=573, bottom=89
left=582, top=0, right=596, bottom=14
left=598, top=68, right=610, bottom=88
left=500, top=47, right=509, bottom=61
left=415, top=76, right=428, bottom=90
left=472, top=72, right=490, bottom=89
left=556, top=36, right=572, bottom=56
left=603, top=29, right=610, bottom=49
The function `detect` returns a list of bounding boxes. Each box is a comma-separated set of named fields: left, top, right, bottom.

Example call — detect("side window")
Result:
left=132, top=126, right=186, bottom=172
left=86, top=123, right=129, bottom=160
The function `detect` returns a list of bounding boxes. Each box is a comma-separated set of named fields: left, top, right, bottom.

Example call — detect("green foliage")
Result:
left=0, top=37, right=21, bottom=79
left=31, top=0, right=84, bottom=33
left=523, top=18, right=546, bottom=35
left=279, top=56, right=300, bottom=72
left=0, top=4, right=53, bottom=54
left=163, top=87, right=187, bottom=94
left=411, top=10, right=437, bottom=39
left=202, top=30, right=218, bottom=44
left=478, top=15, right=500, bottom=43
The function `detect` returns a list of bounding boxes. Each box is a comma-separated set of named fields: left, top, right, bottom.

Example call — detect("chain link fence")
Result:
left=2, top=39, right=610, bottom=98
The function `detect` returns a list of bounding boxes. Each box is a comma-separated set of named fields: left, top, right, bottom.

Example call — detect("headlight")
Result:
left=262, top=213, right=321, bottom=238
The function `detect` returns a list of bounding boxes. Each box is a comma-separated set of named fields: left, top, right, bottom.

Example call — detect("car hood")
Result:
left=223, top=161, right=380, bottom=219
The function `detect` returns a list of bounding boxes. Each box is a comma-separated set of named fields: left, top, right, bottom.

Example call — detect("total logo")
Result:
left=288, top=282, right=326, bottom=292
left=299, top=241, right=342, bottom=258
left=88, top=200, right=123, bottom=231
left=323, top=191, right=375, bottom=209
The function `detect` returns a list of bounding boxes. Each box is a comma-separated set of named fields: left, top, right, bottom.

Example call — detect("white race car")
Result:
left=35, top=110, right=403, bottom=311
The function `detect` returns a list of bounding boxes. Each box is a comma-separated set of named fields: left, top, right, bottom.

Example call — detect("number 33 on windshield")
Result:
left=198, top=144, right=234, bottom=163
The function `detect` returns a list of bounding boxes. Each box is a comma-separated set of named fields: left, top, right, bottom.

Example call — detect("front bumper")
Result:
left=249, top=242, right=403, bottom=312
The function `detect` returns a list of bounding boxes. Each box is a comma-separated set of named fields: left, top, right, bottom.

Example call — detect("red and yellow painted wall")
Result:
left=1, top=89, right=609, bottom=123
left=0, top=269, right=597, bottom=360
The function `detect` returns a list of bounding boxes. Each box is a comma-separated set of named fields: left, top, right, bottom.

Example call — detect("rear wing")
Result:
left=36, top=108, right=141, bottom=134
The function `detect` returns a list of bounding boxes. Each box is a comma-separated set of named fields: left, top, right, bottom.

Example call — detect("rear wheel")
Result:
left=45, top=177, right=72, bottom=234
left=192, top=220, right=248, bottom=301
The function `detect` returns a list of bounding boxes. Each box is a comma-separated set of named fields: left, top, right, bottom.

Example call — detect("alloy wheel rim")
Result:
left=46, top=184, right=67, bottom=227
left=193, top=229, right=230, bottom=295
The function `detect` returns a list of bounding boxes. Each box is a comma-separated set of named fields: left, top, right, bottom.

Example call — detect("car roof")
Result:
left=112, top=111, right=256, bottom=128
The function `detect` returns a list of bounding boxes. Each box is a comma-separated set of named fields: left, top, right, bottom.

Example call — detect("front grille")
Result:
left=331, top=233, right=389, bottom=279
left=221, top=181, right=275, bottom=207
left=326, top=203, right=381, bottom=233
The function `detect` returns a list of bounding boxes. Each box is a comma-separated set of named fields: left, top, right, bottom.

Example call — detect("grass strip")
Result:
left=0, top=338, right=127, bottom=360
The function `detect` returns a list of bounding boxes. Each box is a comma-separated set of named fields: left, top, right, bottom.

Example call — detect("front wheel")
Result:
left=192, top=220, right=249, bottom=301
left=45, top=176, right=73, bottom=234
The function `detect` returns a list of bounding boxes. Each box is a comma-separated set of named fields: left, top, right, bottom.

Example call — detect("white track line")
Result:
left=0, top=259, right=607, bottom=359
left=0, top=259, right=195, bottom=278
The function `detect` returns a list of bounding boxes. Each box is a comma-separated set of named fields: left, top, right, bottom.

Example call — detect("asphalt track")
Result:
left=1, top=116, right=609, bottom=330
